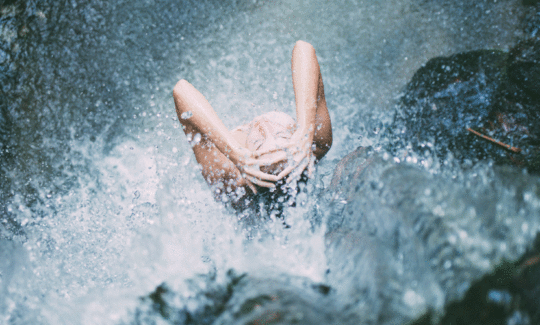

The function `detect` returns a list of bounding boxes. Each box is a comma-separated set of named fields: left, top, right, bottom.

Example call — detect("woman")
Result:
left=173, top=40, right=332, bottom=205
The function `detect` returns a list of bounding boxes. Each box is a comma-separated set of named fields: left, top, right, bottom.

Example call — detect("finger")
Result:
left=244, top=178, right=258, bottom=195
left=276, top=164, right=296, bottom=181
left=286, top=158, right=310, bottom=184
left=245, top=175, right=276, bottom=188
left=253, top=140, right=303, bottom=157
left=252, top=147, right=284, bottom=157
left=274, top=152, right=308, bottom=181
left=243, top=167, right=281, bottom=182
left=245, top=151, right=288, bottom=167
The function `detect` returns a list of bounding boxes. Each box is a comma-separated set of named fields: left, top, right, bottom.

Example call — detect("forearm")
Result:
left=173, top=79, right=241, bottom=157
left=291, top=40, right=320, bottom=138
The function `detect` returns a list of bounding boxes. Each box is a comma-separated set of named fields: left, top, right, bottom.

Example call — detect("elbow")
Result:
left=325, top=132, right=333, bottom=155
left=328, top=131, right=333, bottom=149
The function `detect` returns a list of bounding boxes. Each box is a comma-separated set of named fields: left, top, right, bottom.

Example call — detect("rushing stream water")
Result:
left=0, top=0, right=536, bottom=324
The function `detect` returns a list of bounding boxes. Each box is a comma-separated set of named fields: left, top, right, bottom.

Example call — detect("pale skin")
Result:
left=173, top=40, right=332, bottom=198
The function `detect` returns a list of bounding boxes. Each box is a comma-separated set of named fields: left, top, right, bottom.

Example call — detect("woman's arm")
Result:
left=172, top=80, right=280, bottom=191
left=173, top=79, right=241, bottom=159
left=261, top=40, right=332, bottom=182
left=291, top=40, right=332, bottom=160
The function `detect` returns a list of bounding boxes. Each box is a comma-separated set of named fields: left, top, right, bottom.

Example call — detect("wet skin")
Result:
left=173, top=40, right=332, bottom=200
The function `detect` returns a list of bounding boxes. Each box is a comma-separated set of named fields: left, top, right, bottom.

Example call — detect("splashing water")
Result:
left=0, top=0, right=531, bottom=324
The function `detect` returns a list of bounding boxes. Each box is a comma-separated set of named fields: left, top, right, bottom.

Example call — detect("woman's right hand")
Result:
left=228, top=146, right=283, bottom=193
left=249, top=127, right=315, bottom=183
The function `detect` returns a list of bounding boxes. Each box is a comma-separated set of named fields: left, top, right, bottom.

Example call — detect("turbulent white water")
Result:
left=0, top=0, right=532, bottom=324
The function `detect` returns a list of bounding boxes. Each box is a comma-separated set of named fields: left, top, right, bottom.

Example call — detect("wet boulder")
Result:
left=390, top=49, right=508, bottom=163
left=522, top=0, right=540, bottom=7
left=390, top=38, right=540, bottom=173
left=506, top=38, right=540, bottom=100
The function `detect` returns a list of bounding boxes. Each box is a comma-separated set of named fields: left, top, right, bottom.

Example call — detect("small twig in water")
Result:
left=466, top=128, right=522, bottom=153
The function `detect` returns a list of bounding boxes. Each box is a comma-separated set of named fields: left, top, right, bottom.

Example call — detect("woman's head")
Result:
left=246, top=112, right=297, bottom=175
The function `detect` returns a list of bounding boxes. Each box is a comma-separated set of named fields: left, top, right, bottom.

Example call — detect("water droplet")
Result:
left=444, top=260, right=452, bottom=269
left=191, top=133, right=202, bottom=146
left=181, top=111, right=193, bottom=119
left=403, top=290, right=424, bottom=307
left=522, top=222, right=529, bottom=233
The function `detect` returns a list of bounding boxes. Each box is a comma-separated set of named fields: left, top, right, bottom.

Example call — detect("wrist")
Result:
left=297, top=124, right=315, bottom=139
left=228, top=144, right=249, bottom=166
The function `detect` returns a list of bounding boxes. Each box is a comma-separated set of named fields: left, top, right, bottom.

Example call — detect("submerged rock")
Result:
left=318, top=147, right=540, bottom=324
left=131, top=270, right=348, bottom=325
left=412, top=234, right=540, bottom=325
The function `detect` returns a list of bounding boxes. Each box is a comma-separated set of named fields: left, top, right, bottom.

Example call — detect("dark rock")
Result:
left=390, top=38, right=540, bottom=173
left=133, top=270, right=349, bottom=325
left=410, top=233, right=540, bottom=325
left=213, top=275, right=347, bottom=325
left=390, top=49, right=508, bottom=163
left=506, top=38, right=540, bottom=101
left=134, top=270, right=245, bottom=325
left=484, top=38, right=540, bottom=173
left=522, top=0, right=539, bottom=6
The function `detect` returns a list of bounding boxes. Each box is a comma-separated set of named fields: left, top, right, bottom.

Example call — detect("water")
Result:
left=0, top=0, right=533, bottom=324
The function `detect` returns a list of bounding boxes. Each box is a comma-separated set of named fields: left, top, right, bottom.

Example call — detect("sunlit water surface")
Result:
left=0, top=0, right=532, bottom=323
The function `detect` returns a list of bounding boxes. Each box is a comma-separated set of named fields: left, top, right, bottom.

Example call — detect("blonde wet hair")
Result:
left=246, top=112, right=297, bottom=152
left=243, top=111, right=298, bottom=175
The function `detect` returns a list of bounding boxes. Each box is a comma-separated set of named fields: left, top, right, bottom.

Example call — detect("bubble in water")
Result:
left=181, top=111, right=193, bottom=119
